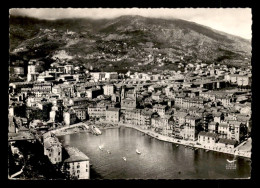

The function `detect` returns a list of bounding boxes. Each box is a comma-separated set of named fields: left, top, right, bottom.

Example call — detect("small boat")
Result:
left=136, top=149, right=141, bottom=155
left=206, top=150, right=209, bottom=152
left=194, top=148, right=198, bottom=151
left=107, top=150, right=111, bottom=154
left=122, top=157, right=126, bottom=161
left=99, top=146, right=104, bottom=151
left=227, top=159, right=236, bottom=163
left=176, top=145, right=179, bottom=147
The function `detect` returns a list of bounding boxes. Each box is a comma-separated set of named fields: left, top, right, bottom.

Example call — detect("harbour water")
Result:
left=58, top=127, right=251, bottom=179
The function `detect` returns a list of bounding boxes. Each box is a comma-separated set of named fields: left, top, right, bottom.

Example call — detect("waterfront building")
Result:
left=73, top=106, right=88, bottom=121
left=227, top=121, right=247, bottom=142
left=216, top=138, right=237, bottom=149
left=218, top=122, right=229, bottom=139
left=198, top=131, right=218, bottom=145
left=182, top=115, right=202, bottom=141
left=62, top=146, right=90, bottom=179
left=63, top=108, right=77, bottom=125
left=88, top=106, right=106, bottom=120
left=124, top=109, right=142, bottom=125
left=140, top=109, right=153, bottom=128
left=43, top=133, right=62, bottom=164
left=106, top=108, right=120, bottom=123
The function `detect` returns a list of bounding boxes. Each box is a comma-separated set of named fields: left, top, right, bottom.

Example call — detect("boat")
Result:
left=107, top=150, right=111, bottom=154
left=176, top=145, right=179, bottom=147
left=122, top=157, right=126, bottom=161
left=206, top=150, right=209, bottom=152
left=99, top=145, right=104, bottom=151
left=227, top=159, right=236, bottom=163
left=136, top=149, right=141, bottom=155
left=194, top=148, right=198, bottom=151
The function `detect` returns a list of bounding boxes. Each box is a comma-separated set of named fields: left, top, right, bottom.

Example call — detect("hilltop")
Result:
left=9, top=15, right=251, bottom=73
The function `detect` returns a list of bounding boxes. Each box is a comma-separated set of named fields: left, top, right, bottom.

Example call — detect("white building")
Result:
left=103, top=85, right=114, bottom=96
left=62, top=147, right=90, bottom=179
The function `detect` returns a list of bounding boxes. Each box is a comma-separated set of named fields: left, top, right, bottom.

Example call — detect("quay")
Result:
left=118, top=123, right=251, bottom=159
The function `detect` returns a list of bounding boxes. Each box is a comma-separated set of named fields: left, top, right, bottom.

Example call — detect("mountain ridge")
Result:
left=9, top=15, right=251, bottom=73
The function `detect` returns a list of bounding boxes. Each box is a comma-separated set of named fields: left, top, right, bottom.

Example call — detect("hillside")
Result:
left=9, top=15, right=251, bottom=73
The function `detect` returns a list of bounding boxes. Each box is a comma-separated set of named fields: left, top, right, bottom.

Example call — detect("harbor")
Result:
left=58, top=126, right=251, bottom=179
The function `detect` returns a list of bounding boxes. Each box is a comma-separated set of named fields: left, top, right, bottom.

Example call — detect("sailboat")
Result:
left=227, top=155, right=237, bottom=163
left=227, top=159, right=236, bottom=163
left=99, top=145, right=104, bottom=151
left=136, top=149, right=141, bottom=155
left=122, top=157, right=127, bottom=161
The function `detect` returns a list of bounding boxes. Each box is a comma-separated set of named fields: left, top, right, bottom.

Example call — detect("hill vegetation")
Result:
left=9, top=15, right=251, bottom=72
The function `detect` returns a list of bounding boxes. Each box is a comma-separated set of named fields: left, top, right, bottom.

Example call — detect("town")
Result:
left=8, top=56, right=252, bottom=179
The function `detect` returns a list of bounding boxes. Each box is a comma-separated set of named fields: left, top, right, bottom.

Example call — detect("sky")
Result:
left=10, top=8, right=252, bottom=39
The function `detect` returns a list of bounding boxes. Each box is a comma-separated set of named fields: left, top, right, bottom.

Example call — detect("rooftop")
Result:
left=64, top=146, right=89, bottom=163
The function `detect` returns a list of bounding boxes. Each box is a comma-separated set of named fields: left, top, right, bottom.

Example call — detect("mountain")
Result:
left=9, top=15, right=251, bottom=73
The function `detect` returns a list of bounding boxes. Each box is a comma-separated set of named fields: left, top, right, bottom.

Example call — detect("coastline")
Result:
left=118, top=123, right=251, bottom=159
left=48, top=121, right=251, bottom=159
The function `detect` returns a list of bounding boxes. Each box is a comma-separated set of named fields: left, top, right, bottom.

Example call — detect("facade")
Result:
left=63, top=108, right=77, bottom=125
left=106, top=108, right=120, bottom=122
left=43, top=133, right=62, bottom=164
left=198, top=131, right=218, bottom=145
left=86, top=88, right=102, bottom=99
left=62, top=147, right=90, bottom=179
left=73, top=107, right=88, bottom=121
left=121, top=87, right=136, bottom=110
left=103, top=85, right=115, bottom=96
left=153, top=104, right=167, bottom=116
left=88, top=106, right=106, bottom=119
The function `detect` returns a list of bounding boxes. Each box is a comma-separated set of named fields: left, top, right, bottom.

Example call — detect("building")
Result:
left=227, top=121, right=247, bottom=142
left=106, top=108, right=120, bottom=123
left=86, top=88, right=102, bottom=99
left=73, top=106, right=88, bottom=121
left=182, top=115, right=202, bottom=141
left=218, top=122, right=229, bottom=139
left=217, top=138, right=237, bottom=148
left=64, top=65, right=74, bottom=74
left=208, top=121, right=218, bottom=133
left=124, top=109, right=142, bottom=125
left=62, top=146, right=90, bottom=179
left=13, top=67, right=24, bottom=75
left=69, top=98, right=88, bottom=106
left=153, top=104, right=167, bottom=116
left=198, top=131, right=218, bottom=145
left=88, top=106, right=106, bottom=120
left=103, top=84, right=115, bottom=96
left=43, top=133, right=62, bottom=164
left=121, top=86, right=136, bottom=110
left=63, top=108, right=77, bottom=125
